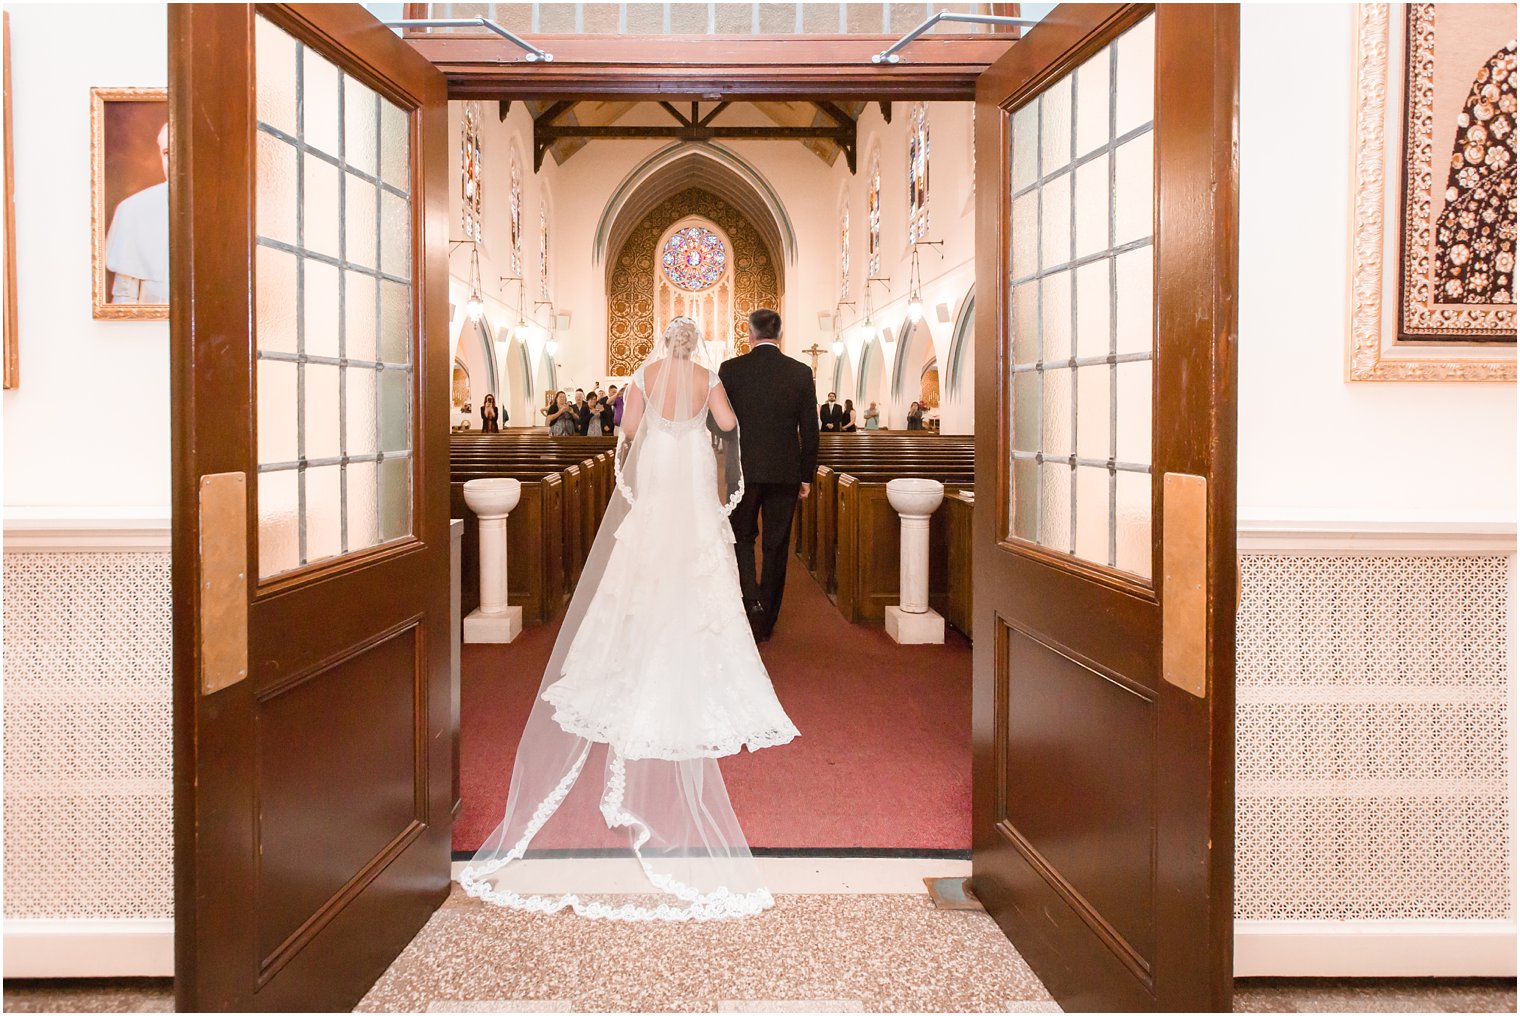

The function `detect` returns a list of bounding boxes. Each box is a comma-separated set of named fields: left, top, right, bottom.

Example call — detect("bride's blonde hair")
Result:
left=662, top=316, right=700, bottom=358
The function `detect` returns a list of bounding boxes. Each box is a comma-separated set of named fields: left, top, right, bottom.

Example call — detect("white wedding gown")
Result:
left=461, top=347, right=798, bottom=922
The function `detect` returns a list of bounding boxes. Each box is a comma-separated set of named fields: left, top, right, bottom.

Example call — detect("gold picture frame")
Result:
left=1347, top=4, right=1515, bottom=382
left=91, top=86, right=168, bottom=321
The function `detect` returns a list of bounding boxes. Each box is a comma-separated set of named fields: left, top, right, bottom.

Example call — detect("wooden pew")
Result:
left=832, top=470, right=974, bottom=623
left=945, top=489, right=974, bottom=640
left=451, top=471, right=565, bottom=623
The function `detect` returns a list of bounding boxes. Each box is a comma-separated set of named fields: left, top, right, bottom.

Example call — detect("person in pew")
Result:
left=610, top=384, right=624, bottom=429
left=719, top=308, right=820, bottom=644
left=820, top=392, right=844, bottom=432
left=907, top=401, right=925, bottom=430
left=841, top=399, right=858, bottom=432
left=863, top=401, right=881, bottom=430
left=480, top=393, right=503, bottom=433
left=543, top=391, right=577, bottom=436
left=572, top=389, right=593, bottom=435
left=597, top=394, right=615, bottom=436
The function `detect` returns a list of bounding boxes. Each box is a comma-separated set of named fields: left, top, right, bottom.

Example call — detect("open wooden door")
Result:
left=169, top=5, right=450, bottom=1010
left=970, top=5, right=1237, bottom=1011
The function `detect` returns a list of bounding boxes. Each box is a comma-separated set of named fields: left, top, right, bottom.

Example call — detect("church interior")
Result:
left=1, top=2, right=1516, bottom=1013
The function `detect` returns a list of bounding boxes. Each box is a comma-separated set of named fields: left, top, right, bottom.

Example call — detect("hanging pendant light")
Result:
left=465, top=243, right=486, bottom=323
left=906, top=245, right=925, bottom=324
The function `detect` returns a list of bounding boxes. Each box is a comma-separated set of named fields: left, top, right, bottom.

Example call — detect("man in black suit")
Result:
left=718, top=308, right=820, bottom=644
left=820, top=392, right=844, bottom=432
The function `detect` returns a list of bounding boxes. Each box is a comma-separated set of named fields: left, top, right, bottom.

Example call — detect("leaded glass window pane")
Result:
left=254, top=13, right=415, bottom=579
left=1006, top=13, right=1154, bottom=581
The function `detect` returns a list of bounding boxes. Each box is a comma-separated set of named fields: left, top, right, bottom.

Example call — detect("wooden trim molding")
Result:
left=1346, top=4, right=1514, bottom=382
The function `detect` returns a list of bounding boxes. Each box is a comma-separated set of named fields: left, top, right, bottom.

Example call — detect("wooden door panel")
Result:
left=171, top=4, right=450, bottom=1010
left=972, top=4, right=1236, bottom=1010
left=255, top=622, right=425, bottom=966
left=1001, top=623, right=1156, bottom=963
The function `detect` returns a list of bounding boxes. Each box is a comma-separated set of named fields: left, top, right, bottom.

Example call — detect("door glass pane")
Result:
left=254, top=13, right=415, bottom=579
left=1007, top=12, right=1154, bottom=580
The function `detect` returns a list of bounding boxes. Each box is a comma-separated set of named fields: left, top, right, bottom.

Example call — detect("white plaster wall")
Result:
left=446, top=99, right=561, bottom=427
left=1237, top=3, right=1515, bottom=527
left=2, top=4, right=170, bottom=512
left=828, top=102, right=977, bottom=434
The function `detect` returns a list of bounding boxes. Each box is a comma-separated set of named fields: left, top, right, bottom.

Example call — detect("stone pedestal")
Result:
left=886, top=604, right=946, bottom=644
left=463, top=478, right=523, bottom=644
left=885, top=477, right=946, bottom=646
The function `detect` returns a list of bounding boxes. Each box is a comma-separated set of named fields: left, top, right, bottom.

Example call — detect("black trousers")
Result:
left=730, top=481, right=799, bottom=636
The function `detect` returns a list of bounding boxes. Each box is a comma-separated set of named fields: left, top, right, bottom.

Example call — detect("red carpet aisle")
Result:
left=455, top=567, right=973, bottom=852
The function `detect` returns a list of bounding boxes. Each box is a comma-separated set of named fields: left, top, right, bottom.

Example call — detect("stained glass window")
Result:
left=509, top=155, right=522, bottom=276
left=908, top=101, right=931, bottom=243
left=867, top=150, right=882, bottom=277
left=661, top=225, right=727, bottom=291
left=539, top=202, right=550, bottom=301
left=460, top=100, right=482, bottom=242
left=839, top=203, right=851, bottom=301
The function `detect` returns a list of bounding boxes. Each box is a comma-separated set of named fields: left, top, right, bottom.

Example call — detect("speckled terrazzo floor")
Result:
left=4, top=958, right=1516, bottom=1013
left=354, top=889, right=1055, bottom=1013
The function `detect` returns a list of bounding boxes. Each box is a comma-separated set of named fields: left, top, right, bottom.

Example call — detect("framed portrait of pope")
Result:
left=91, top=87, right=168, bottom=320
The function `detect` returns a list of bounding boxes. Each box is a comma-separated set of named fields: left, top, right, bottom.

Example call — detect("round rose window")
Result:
left=661, top=225, right=727, bottom=291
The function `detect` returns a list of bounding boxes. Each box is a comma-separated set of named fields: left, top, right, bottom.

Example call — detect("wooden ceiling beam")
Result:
left=657, top=100, right=692, bottom=126
left=537, top=124, right=855, bottom=142
left=531, top=100, right=578, bottom=172
left=696, top=101, right=730, bottom=127
left=401, top=34, right=1015, bottom=101
left=813, top=100, right=855, bottom=128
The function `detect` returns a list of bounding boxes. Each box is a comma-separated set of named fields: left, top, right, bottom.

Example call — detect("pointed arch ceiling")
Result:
left=596, top=143, right=795, bottom=276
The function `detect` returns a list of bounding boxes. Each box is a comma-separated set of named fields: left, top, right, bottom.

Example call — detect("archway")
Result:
left=601, top=151, right=788, bottom=376
left=499, top=326, right=533, bottom=428
left=453, top=317, right=500, bottom=420
left=857, top=337, right=884, bottom=423
left=534, top=345, right=559, bottom=420
left=890, top=317, right=935, bottom=426
left=945, top=287, right=974, bottom=399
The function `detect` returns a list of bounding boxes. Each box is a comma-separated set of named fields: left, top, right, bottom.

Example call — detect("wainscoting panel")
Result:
left=2, top=551, right=173, bottom=925
left=1233, top=549, right=1515, bottom=974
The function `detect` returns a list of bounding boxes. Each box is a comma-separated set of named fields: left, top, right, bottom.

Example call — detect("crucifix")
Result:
left=800, top=343, right=827, bottom=379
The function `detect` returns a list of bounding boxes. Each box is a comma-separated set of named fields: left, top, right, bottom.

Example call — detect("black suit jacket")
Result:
left=718, top=343, right=820, bottom=485
left=820, top=402, right=845, bottom=430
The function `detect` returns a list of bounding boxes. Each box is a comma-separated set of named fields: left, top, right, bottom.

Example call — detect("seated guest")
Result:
left=863, top=401, right=881, bottom=430
left=820, top=392, right=844, bottom=432
left=543, top=391, right=577, bottom=436
left=479, top=393, right=503, bottom=433
left=841, top=399, right=858, bottom=432
left=907, top=401, right=925, bottom=430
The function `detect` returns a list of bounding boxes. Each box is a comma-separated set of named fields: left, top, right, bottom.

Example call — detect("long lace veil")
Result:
left=460, top=317, right=766, bottom=920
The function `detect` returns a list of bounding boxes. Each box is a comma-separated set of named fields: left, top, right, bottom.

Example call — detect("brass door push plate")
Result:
left=198, top=471, right=249, bottom=695
left=1162, top=472, right=1207, bottom=698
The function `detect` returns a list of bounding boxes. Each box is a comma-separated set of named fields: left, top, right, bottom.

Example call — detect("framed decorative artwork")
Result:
left=1348, top=4, right=1515, bottom=381
left=91, top=87, right=168, bottom=320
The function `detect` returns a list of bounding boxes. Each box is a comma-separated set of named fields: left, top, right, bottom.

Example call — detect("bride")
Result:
left=460, top=317, right=799, bottom=921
